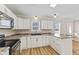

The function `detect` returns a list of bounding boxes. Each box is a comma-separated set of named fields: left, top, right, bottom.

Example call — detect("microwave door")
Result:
left=0, top=19, right=11, bottom=28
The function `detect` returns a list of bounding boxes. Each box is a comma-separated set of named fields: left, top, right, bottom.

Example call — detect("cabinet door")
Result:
left=24, top=19, right=30, bottom=29
left=18, top=18, right=24, bottom=29
left=0, top=5, right=6, bottom=13
left=20, top=37, right=26, bottom=50
left=41, top=36, right=46, bottom=46
left=27, top=37, right=32, bottom=48
left=13, top=18, right=18, bottom=29
left=41, top=20, right=53, bottom=29
left=41, top=20, right=47, bottom=29
left=47, top=21, right=53, bottom=29
left=30, top=36, right=35, bottom=48
left=1, top=50, right=9, bottom=55
left=38, top=36, right=43, bottom=47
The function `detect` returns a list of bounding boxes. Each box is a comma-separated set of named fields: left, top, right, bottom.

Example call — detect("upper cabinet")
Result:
left=41, top=20, right=53, bottom=30
left=0, top=4, right=17, bottom=20
left=23, top=18, right=31, bottom=29
left=13, top=17, right=31, bottom=30
left=0, top=4, right=17, bottom=29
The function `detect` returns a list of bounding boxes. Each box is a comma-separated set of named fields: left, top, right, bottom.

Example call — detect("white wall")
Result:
left=74, top=21, right=79, bottom=37
left=60, top=20, right=74, bottom=35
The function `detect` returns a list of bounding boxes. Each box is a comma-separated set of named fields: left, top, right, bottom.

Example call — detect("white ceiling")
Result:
left=5, top=4, right=54, bottom=16
left=5, top=4, right=79, bottom=20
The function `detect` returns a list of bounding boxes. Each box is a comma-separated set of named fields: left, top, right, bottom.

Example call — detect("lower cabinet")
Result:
left=20, top=36, right=50, bottom=50
left=20, top=37, right=26, bottom=50
left=20, top=36, right=72, bottom=55
left=50, top=36, right=72, bottom=55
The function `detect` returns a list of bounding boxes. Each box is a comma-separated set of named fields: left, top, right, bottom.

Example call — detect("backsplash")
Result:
left=0, top=29, right=15, bottom=36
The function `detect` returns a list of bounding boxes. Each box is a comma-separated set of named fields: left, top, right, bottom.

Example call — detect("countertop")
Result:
left=5, top=33, right=53, bottom=40
left=5, top=32, right=74, bottom=40
left=54, top=36, right=74, bottom=39
left=0, top=47, right=10, bottom=55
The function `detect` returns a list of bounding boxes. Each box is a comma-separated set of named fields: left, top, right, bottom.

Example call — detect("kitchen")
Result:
left=0, top=4, right=78, bottom=55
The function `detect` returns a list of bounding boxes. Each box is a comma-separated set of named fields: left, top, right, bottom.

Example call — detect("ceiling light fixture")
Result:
left=49, top=4, right=56, bottom=8
left=34, top=16, right=38, bottom=21
left=51, top=14, right=57, bottom=18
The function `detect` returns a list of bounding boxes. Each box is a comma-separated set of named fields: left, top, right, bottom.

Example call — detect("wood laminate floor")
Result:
left=73, top=40, right=79, bottom=55
left=20, top=46, right=59, bottom=55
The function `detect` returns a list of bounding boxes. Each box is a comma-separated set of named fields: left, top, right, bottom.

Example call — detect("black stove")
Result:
left=4, top=39, right=19, bottom=47
left=0, top=34, right=21, bottom=55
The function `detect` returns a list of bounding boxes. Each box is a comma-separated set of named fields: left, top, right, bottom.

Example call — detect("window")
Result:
left=0, top=19, right=10, bottom=26
left=53, top=22, right=61, bottom=37
left=0, top=19, right=11, bottom=28
left=31, top=21, right=40, bottom=31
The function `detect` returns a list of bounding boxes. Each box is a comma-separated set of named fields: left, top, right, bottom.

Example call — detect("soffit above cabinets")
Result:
left=5, top=4, right=79, bottom=21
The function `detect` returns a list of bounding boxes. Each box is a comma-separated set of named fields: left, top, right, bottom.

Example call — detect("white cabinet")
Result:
left=50, top=37, right=62, bottom=54
left=18, top=18, right=24, bottom=29
left=29, top=36, right=50, bottom=48
left=28, top=36, right=42, bottom=48
left=24, top=19, right=30, bottom=29
left=13, top=17, right=31, bottom=29
left=41, top=20, right=53, bottom=29
left=2, top=50, right=9, bottom=55
left=13, top=18, right=18, bottom=29
left=0, top=5, right=5, bottom=13
left=0, top=5, right=17, bottom=20
left=20, top=35, right=51, bottom=50
left=50, top=36, right=72, bottom=55
left=0, top=47, right=9, bottom=55
left=61, top=39, right=72, bottom=55
left=27, top=36, right=33, bottom=48
left=37, top=36, right=43, bottom=47
left=20, top=37, right=27, bottom=50
left=0, top=4, right=18, bottom=29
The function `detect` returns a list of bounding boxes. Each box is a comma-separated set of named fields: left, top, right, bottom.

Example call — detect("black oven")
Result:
left=0, top=34, right=21, bottom=55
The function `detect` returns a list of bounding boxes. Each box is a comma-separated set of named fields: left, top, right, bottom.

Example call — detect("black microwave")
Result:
left=0, top=11, right=14, bottom=29
left=0, top=18, right=14, bottom=29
